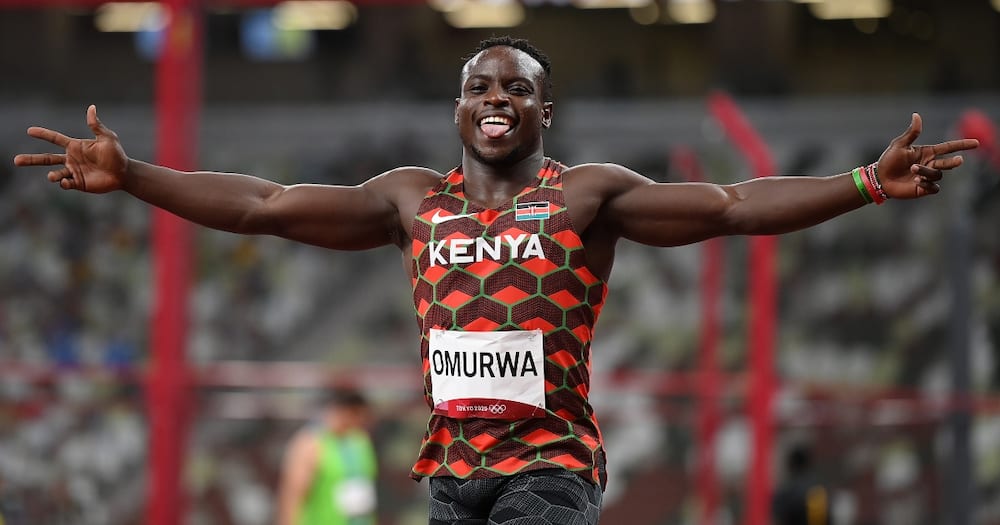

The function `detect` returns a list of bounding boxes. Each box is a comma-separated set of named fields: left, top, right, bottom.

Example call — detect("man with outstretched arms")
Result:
left=14, top=36, right=978, bottom=525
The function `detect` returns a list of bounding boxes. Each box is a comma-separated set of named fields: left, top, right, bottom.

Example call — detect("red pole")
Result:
left=147, top=1, right=201, bottom=524
left=707, top=91, right=778, bottom=525
left=744, top=234, right=776, bottom=525
left=695, top=234, right=725, bottom=525
left=672, top=146, right=724, bottom=525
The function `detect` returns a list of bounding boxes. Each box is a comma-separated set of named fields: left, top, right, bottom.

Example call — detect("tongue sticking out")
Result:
left=481, top=123, right=511, bottom=138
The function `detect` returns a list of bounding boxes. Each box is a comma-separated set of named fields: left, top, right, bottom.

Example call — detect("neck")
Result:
left=460, top=150, right=546, bottom=208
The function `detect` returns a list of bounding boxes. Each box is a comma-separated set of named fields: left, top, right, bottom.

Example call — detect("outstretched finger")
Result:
left=931, top=138, right=979, bottom=156
left=13, top=152, right=67, bottom=167
left=26, top=126, right=73, bottom=148
left=891, top=113, right=923, bottom=148
left=87, top=104, right=113, bottom=138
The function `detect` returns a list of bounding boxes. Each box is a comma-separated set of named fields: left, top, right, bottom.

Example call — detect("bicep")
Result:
left=258, top=180, right=400, bottom=250
left=606, top=179, right=737, bottom=247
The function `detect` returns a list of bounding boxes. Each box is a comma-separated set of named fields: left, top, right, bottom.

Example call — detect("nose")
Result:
left=484, top=86, right=509, bottom=106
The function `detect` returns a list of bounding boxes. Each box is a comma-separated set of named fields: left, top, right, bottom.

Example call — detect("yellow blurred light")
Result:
left=994, top=0, right=1000, bottom=12
left=629, top=2, right=660, bottom=25
left=573, top=0, right=649, bottom=9
left=95, top=2, right=166, bottom=32
left=443, top=0, right=524, bottom=28
left=273, top=1, right=357, bottom=31
left=809, top=0, right=891, bottom=20
left=667, top=0, right=715, bottom=24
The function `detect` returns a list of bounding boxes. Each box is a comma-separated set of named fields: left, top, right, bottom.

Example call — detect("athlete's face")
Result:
left=455, top=46, right=552, bottom=165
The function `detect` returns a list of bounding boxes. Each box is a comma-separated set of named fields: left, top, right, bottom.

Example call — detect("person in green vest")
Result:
left=278, top=388, right=377, bottom=525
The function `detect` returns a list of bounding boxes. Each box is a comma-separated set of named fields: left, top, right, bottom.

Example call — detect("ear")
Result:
left=454, top=98, right=460, bottom=125
left=541, top=101, right=553, bottom=129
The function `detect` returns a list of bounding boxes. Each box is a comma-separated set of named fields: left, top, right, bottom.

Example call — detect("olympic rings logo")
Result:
left=488, top=403, right=507, bottom=415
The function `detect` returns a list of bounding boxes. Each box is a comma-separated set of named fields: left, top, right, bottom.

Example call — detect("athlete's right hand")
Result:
left=14, top=104, right=129, bottom=194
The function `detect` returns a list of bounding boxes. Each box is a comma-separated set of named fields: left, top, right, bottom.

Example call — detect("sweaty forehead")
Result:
left=461, top=46, right=544, bottom=84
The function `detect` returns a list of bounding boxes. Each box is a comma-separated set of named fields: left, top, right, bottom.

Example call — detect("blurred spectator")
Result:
left=277, top=388, right=377, bottom=525
left=773, top=444, right=832, bottom=525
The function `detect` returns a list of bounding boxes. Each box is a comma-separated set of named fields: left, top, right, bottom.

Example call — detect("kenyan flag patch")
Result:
left=515, top=201, right=550, bottom=221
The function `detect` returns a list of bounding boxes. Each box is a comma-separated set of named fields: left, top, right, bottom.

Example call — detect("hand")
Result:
left=13, top=105, right=129, bottom=194
left=876, top=113, right=980, bottom=199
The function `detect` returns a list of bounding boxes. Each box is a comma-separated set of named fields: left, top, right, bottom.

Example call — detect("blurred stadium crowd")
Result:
left=2, top=97, right=998, bottom=525
left=1, top=1, right=1000, bottom=524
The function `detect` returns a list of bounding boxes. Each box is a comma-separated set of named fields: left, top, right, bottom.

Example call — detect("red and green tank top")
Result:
left=409, top=158, right=609, bottom=487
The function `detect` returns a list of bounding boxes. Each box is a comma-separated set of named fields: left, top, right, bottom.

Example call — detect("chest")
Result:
left=413, top=185, right=572, bottom=266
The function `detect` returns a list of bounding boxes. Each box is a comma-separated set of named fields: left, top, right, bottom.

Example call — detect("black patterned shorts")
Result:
left=428, top=468, right=603, bottom=525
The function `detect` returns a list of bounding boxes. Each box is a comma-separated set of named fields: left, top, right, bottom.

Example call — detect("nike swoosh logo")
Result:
left=430, top=210, right=475, bottom=224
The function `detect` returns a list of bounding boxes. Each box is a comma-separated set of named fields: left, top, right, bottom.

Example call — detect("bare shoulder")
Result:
left=360, top=166, right=445, bottom=244
left=555, top=163, right=650, bottom=240
left=363, top=166, right=440, bottom=203
left=562, top=162, right=652, bottom=189
left=285, top=427, right=321, bottom=459
left=561, top=162, right=654, bottom=204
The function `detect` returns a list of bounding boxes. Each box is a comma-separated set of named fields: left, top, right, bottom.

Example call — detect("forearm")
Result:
left=725, top=172, right=868, bottom=235
left=121, top=159, right=284, bottom=234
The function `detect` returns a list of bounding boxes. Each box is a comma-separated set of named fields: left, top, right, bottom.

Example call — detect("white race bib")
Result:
left=429, top=329, right=546, bottom=419
left=333, top=478, right=376, bottom=517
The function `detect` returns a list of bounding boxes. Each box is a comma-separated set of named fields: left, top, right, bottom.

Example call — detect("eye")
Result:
left=508, top=85, right=531, bottom=96
left=467, top=84, right=487, bottom=94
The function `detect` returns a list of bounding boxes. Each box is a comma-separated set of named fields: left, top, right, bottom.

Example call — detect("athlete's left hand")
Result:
left=876, top=113, right=979, bottom=199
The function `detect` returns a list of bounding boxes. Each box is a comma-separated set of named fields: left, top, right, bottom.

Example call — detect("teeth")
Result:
left=480, top=116, right=511, bottom=125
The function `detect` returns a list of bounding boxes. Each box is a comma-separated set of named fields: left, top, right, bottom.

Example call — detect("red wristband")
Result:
left=864, top=163, right=889, bottom=204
